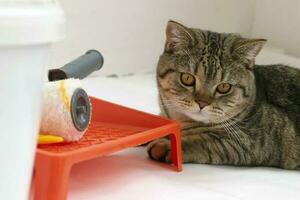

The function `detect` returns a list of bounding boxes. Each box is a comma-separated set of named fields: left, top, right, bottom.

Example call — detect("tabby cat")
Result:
left=147, top=20, right=300, bottom=170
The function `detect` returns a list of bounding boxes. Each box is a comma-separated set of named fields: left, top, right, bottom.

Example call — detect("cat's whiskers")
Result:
left=159, top=98, right=194, bottom=111
left=210, top=113, right=246, bottom=146
left=225, top=121, right=244, bottom=145
left=210, top=117, right=243, bottom=146
left=220, top=111, right=247, bottom=130
left=223, top=111, right=264, bottom=132
left=221, top=112, right=246, bottom=127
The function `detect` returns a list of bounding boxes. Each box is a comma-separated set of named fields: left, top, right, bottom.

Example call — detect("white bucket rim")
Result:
left=0, top=3, right=65, bottom=45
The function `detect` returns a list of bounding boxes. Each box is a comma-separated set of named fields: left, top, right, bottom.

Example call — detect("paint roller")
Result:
left=39, top=50, right=104, bottom=144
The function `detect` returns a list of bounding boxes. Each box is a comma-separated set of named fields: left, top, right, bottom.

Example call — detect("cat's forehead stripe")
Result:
left=199, top=31, right=229, bottom=81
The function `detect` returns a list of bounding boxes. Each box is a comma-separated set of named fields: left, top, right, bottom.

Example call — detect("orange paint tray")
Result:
left=34, top=97, right=182, bottom=200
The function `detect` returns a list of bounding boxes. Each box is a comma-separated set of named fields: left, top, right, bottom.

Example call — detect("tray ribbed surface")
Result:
left=38, top=122, right=148, bottom=153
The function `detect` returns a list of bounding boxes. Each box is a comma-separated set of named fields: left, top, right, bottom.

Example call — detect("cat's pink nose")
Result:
left=198, top=101, right=208, bottom=109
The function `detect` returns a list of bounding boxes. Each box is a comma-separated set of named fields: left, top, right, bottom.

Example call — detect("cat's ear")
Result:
left=232, top=38, right=267, bottom=60
left=165, top=20, right=195, bottom=53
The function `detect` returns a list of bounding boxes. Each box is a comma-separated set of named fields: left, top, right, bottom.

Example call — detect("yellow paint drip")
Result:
left=38, top=135, right=64, bottom=144
left=59, top=80, right=71, bottom=112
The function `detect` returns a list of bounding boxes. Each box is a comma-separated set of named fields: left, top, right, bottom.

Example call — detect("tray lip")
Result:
left=89, top=96, right=176, bottom=125
left=37, top=97, right=180, bottom=157
left=37, top=116, right=180, bottom=158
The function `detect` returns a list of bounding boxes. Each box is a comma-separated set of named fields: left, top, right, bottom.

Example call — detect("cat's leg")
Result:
left=147, top=132, right=251, bottom=165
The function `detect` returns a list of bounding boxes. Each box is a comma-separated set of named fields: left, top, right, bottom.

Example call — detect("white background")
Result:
left=50, top=0, right=300, bottom=75
left=252, top=0, right=300, bottom=58
left=50, top=0, right=255, bottom=75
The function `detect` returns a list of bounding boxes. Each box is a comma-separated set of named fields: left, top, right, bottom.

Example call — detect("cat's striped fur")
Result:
left=147, top=21, right=300, bottom=170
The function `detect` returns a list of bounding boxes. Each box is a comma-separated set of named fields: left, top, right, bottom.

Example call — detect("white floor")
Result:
left=69, top=48, right=300, bottom=200
left=69, top=148, right=300, bottom=200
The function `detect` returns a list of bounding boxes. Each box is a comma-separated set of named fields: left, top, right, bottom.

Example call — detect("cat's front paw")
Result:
left=147, top=138, right=171, bottom=163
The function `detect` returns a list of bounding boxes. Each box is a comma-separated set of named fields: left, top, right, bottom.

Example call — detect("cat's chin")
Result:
left=184, top=111, right=211, bottom=124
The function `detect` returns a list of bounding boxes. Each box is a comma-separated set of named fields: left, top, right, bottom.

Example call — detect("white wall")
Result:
left=251, top=0, right=300, bottom=58
left=50, top=0, right=255, bottom=76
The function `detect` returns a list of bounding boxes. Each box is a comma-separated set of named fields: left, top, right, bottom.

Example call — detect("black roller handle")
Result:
left=48, top=49, right=104, bottom=81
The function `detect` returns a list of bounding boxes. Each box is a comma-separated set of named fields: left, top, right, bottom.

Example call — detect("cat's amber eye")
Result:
left=216, top=83, right=232, bottom=94
left=180, top=73, right=195, bottom=86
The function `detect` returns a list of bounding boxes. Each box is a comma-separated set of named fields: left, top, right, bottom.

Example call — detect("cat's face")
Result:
left=157, top=21, right=266, bottom=124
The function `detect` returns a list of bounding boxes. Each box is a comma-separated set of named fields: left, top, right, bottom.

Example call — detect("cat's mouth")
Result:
left=184, top=106, right=238, bottom=125
left=184, top=109, right=211, bottom=123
